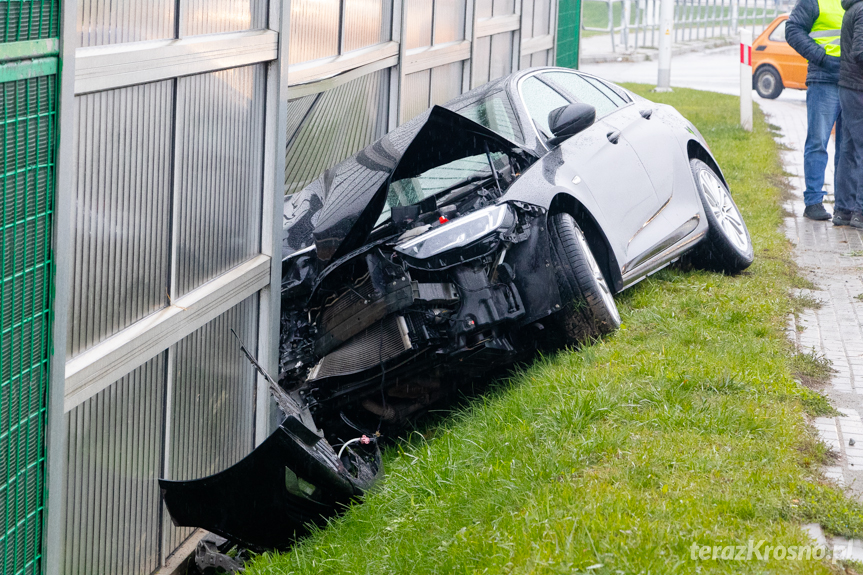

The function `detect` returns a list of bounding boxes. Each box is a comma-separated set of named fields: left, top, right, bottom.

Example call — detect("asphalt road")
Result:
left=581, top=44, right=807, bottom=103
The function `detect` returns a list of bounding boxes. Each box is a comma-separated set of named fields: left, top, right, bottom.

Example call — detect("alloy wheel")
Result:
left=574, top=227, right=620, bottom=325
left=699, top=169, right=750, bottom=253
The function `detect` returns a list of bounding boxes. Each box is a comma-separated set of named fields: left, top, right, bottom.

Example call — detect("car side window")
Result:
left=769, top=20, right=786, bottom=42
left=541, top=71, right=620, bottom=118
left=520, top=76, right=569, bottom=137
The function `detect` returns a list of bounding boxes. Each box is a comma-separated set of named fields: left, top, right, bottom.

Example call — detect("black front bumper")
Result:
left=160, top=415, right=381, bottom=550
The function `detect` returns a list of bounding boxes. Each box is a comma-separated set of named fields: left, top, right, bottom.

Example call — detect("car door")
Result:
left=518, top=74, right=662, bottom=268
left=542, top=71, right=698, bottom=267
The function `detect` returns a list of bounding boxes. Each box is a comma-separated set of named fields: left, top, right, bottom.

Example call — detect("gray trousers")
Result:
left=837, top=87, right=863, bottom=213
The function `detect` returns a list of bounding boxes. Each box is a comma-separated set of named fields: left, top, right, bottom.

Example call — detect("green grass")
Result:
left=249, top=86, right=863, bottom=574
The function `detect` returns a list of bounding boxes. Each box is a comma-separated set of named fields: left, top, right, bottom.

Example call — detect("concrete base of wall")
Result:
left=155, top=530, right=208, bottom=575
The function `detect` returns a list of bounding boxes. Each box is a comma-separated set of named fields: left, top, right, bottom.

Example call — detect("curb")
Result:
left=580, top=36, right=736, bottom=64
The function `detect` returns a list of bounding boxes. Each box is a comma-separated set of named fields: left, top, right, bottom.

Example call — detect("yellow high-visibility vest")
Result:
left=809, top=0, right=844, bottom=57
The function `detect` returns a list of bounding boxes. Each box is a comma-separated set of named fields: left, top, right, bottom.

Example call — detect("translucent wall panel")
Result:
left=475, top=0, right=493, bottom=19
left=472, top=35, right=491, bottom=87
left=285, top=68, right=390, bottom=195
left=430, top=62, right=463, bottom=107
left=404, top=0, right=433, bottom=49
left=289, top=0, right=340, bottom=63
left=402, top=69, right=431, bottom=122
left=433, top=0, right=466, bottom=43
left=523, top=49, right=552, bottom=68
left=344, top=0, right=390, bottom=52
left=174, top=65, right=266, bottom=297
left=181, top=0, right=267, bottom=36
left=164, top=297, right=257, bottom=551
left=69, top=81, right=174, bottom=357
left=523, top=0, right=552, bottom=37
left=489, top=31, right=514, bottom=80
left=493, top=0, right=516, bottom=15
left=63, top=356, right=166, bottom=575
left=78, top=0, right=174, bottom=47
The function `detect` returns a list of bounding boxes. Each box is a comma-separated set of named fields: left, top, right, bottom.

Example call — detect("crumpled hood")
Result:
left=283, top=105, right=532, bottom=263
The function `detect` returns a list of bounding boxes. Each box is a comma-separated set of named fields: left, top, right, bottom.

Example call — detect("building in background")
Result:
left=0, top=0, right=578, bottom=573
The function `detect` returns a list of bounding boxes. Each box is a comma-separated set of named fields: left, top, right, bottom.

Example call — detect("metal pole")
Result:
left=731, top=0, right=738, bottom=32
left=656, top=0, right=674, bottom=91
left=740, top=28, right=753, bottom=131
left=623, top=0, right=631, bottom=49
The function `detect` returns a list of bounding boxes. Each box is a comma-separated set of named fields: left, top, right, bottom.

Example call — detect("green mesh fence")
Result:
left=0, top=2, right=59, bottom=43
left=0, top=2, right=58, bottom=574
left=557, top=0, right=582, bottom=68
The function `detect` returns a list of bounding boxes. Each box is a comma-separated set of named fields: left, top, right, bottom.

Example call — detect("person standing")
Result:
left=787, top=0, right=845, bottom=221
left=836, top=0, right=863, bottom=227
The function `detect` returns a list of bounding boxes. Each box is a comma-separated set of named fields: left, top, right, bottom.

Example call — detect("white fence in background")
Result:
left=583, top=0, right=795, bottom=53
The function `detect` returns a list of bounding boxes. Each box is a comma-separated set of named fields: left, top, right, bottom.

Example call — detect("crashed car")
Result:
left=161, top=67, right=753, bottom=553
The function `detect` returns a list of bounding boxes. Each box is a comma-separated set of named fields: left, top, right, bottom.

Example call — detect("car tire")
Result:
left=754, top=66, right=783, bottom=99
left=548, top=213, right=621, bottom=343
left=689, top=159, right=754, bottom=274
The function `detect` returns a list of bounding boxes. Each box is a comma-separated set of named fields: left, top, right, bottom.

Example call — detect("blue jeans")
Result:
left=836, top=87, right=863, bottom=213
left=804, top=82, right=842, bottom=207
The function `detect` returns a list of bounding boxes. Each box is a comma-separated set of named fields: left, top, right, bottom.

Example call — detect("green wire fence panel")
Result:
left=0, top=2, right=59, bottom=573
left=0, top=70, right=56, bottom=575
left=0, top=2, right=59, bottom=43
left=557, top=0, right=582, bottom=68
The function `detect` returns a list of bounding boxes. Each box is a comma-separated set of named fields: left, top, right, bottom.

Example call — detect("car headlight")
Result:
left=395, top=204, right=514, bottom=260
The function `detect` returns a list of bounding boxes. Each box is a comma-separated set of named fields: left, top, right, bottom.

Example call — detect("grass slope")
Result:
left=249, top=86, right=863, bottom=574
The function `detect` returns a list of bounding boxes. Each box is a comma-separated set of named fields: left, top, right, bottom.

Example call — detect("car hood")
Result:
left=283, top=105, right=533, bottom=263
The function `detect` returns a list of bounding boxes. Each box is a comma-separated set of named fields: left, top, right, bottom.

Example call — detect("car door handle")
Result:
left=607, top=130, right=621, bottom=144
left=640, top=109, right=653, bottom=120
left=755, top=45, right=767, bottom=51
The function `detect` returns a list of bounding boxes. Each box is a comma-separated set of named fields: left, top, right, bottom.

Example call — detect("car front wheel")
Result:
left=549, top=213, right=621, bottom=343
left=689, top=159, right=754, bottom=274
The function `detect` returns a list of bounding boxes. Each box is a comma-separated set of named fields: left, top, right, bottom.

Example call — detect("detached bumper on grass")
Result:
left=160, top=414, right=382, bottom=550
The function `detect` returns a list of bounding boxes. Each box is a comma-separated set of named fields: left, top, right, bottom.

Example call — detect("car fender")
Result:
left=499, top=152, right=624, bottom=293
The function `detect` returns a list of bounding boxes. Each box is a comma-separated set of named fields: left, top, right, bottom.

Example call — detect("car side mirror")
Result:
left=547, top=103, right=596, bottom=146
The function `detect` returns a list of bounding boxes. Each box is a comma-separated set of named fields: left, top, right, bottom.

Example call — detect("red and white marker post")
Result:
left=739, top=28, right=753, bottom=131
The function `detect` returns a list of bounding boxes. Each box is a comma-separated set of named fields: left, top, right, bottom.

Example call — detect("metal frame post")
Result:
left=44, top=0, right=78, bottom=572
left=255, top=0, right=293, bottom=445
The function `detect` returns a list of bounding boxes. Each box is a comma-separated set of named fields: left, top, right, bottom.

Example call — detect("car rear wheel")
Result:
left=754, top=66, right=783, bottom=99
left=689, top=159, right=754, bottom=274
left=549, top=213, right=621, bottom=343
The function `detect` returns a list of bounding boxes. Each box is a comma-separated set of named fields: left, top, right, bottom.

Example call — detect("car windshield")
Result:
left=377, top=152, right=507, bottom=225
left=453, top=90, right=524, bottom=144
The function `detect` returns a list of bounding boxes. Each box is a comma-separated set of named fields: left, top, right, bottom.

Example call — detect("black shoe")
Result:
left=852, top=213, right=863, bottom=229
left=835, top=209, right=854, bottom=226
left=804, top=203, right=832, bottom=221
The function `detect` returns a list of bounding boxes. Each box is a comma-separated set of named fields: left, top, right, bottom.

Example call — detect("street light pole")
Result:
left=656, top=0, right=674, bottom=91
